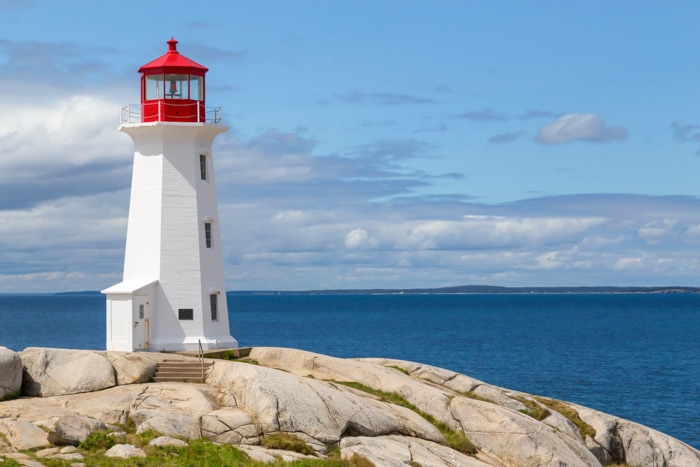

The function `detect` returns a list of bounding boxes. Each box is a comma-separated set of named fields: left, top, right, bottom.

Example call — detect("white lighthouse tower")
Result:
left=102, top=38, right=237, bottom=352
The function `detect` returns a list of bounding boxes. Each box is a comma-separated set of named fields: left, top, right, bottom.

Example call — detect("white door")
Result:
left=133, top=296, right=150, bottom=350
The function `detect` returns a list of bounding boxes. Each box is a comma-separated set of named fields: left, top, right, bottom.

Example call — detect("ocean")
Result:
left=0, top=292, right=698, bottom=449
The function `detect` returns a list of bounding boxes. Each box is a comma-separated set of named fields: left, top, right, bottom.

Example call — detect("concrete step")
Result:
left=157, top=363, right=213, bottom=370
left=152, top=376, right=206, bottom=383
left=153, top=360, right=213, bottom=383
left=154, top=368, right=207, bottom=378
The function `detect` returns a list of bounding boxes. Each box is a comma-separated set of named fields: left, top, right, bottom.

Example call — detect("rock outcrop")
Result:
left=47, top=413, right=106, bottom=446
left=0, top=346, right=697, bottom=466
left=21, top=347, right=116, bottom=397
left=0, top=346, right=22, bottom=399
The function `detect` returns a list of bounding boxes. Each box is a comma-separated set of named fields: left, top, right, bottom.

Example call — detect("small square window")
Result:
left=199, top=154, right=207, bottom=180
left=210, top=294, right=218, bottom=321
left=204, top=222, right=212, bottom=248
left=178, top=308, right=194, bottom=320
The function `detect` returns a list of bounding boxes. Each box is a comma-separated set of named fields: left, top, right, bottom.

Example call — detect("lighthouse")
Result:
left=102, top=38, right=237, bottom=352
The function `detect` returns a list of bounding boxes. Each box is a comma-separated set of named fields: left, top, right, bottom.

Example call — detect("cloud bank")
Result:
left=0, top=37, right=696, bottom=292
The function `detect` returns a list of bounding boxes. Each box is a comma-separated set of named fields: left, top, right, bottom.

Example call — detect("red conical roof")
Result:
left=138, top=37, right=208, bottom=74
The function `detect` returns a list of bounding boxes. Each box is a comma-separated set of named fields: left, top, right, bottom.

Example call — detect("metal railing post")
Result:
left=198, top=339, right=204, bottom=380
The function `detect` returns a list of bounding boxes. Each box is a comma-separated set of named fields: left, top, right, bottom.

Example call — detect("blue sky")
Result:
left=1, top=1, right=699, bottom=292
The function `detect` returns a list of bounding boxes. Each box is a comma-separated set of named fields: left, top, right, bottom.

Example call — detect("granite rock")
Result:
left=47, top=413, right=106, bottom=446
left=105, top=443, right=146, bottom=458
left=0, top=347, right=22, bottom=400
left=20, top=348, right=116, bottom=397
left=0, top=346, right=698, bottom=467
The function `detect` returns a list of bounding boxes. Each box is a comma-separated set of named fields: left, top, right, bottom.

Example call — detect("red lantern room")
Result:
left=138, top=37, right=208, bottom=123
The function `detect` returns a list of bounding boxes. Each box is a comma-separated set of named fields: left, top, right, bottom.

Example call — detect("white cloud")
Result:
left=638, top=218, right=677, bottom=244
left=0, top=92, right=132, bottom=209
left=537, top=113, right=628, bottom=144
left=613, top=257, right=643, bottom=270
left=683, top=224, right=700, bottom=240
left=345, top=228, right=378, bottom=249
left=388, top=216, right=606, bottom=251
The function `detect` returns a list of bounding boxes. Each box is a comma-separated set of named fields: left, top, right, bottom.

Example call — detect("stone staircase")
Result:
left=152, top=360, right=213, bottom=383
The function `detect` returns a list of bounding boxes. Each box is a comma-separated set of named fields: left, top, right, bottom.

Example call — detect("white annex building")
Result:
left=102, top=38, right=237, bottom=352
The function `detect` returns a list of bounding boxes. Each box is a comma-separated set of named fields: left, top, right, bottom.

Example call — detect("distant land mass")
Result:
left=228, top=285, right=700, bottom=295
left=43, top=286, right=700, bottom=296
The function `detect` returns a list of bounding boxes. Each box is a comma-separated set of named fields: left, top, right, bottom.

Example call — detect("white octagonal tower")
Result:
left=102, top=38, right=237, bottom=352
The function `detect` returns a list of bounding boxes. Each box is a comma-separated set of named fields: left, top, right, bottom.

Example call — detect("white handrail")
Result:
left=120, top=103, right=224, bottom=125
left=198, top=339, right=204, bottom=380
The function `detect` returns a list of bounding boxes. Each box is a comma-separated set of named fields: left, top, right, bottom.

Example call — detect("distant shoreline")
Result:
left=7, top=285, right=698, bottom=296
left=229, top=285, right=700, bottom=295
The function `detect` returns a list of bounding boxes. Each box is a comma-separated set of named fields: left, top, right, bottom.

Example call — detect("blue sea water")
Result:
left=0, top=292, right=698, bottom=449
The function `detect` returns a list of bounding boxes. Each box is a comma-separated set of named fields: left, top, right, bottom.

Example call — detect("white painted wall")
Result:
left=103, top=122, right=237, bottom=351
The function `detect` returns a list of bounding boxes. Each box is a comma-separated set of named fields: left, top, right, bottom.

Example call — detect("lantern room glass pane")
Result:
left=145, top=75, right=164, bottom=100
left=190, top=76, right=203, bottom=101
left=165, top=73, right=187, bottom=99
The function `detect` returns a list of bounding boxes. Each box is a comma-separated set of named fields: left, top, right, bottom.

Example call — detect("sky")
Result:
left=0, top=1, right=699, bottom=292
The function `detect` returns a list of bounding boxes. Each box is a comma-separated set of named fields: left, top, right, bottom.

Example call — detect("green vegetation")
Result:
left=17, top=428, right=377, bottom=467
left=41, top=437, right=252, bottom=467
left=513, top=396, right=551, bottom=421
left=388, top=365, right=410, bottom=376
left=261, top=432, right=315, bottom=455
left=462, top=390, right=496, bottom=404
left=1, top=390, right=20, bottom=402
left=342, top=453, right=376, bottom=467
left=78, top=430, right=117, bottom=451
left=223, top=349, right=240, bottom=360
left=0, top=457, right=22, bottom=467
left=334, top=381, right=477, bottom=456
left=535, top=397, right=596, bottom=439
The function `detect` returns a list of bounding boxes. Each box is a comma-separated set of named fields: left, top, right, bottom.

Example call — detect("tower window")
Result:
left=199, top=154, right=207, bottom=180
left=210, top=294, right=218, bottom=321
left=178, top=308, right=194, bottom=320
left=204, top=222, right=212, bottom=248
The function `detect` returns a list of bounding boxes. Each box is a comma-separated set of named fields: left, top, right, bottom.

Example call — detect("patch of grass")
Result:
left=388, top=365, right=410, bottom=376
left=409, top=462, right=423, bottom=467
left=42, top=436, right=252, bottom=467
left=334, top=381, right=477, bottom=456
left=79, top=431, right=117, bottom=452
left=133, top=429, right=161, bottom=446
left=462, top=391, right=496, bottom=404
left=535, top=397, right=596, bottom=439
left=239, top=358, right=260, bottom=365
left=208, top=350, right=258, bottom=365
left=25, top=431, right=381, bottom=467
left=326, top=445, right=341, bottom=458
left=344, top=453, right=376, bottom=467
left=261, top=432, right=315, bottom=455
left=0, top=456, right=23, bottom=467
left=169, top=438, right=252, bottom=466
left=513, top=396, right=551, bottom=421
left=1, top=390, right=20, bottom=401
left=113, top=417, right=137, bottom=434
